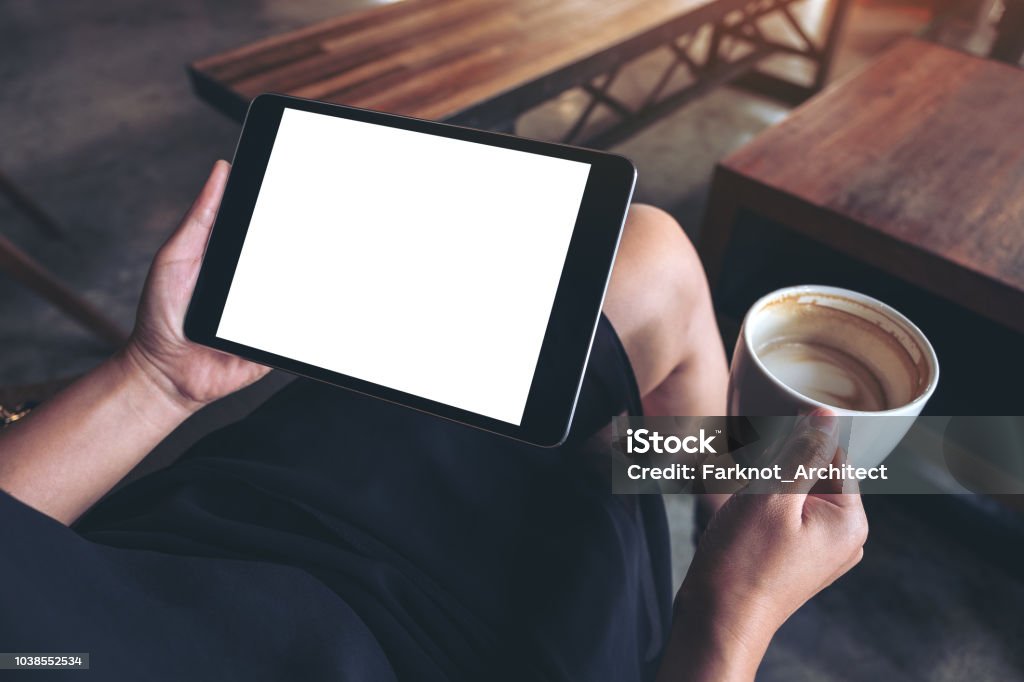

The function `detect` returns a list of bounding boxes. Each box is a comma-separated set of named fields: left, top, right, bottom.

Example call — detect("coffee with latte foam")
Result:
left=757, top=339, right=887, bottom=411
left=749, top=294, right=930, bottom=412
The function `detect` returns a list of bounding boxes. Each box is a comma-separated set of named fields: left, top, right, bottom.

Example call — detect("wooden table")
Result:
left=190, top=0, right=851, bottom=147
left=700, top=38, right=1024, bottom=335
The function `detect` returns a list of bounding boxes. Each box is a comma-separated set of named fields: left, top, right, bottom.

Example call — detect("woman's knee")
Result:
left=603, top=204, right=716, bottom=394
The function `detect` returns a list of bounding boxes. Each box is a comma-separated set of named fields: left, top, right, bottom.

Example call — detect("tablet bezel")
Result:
left=185, top=93, right=636, bottom=447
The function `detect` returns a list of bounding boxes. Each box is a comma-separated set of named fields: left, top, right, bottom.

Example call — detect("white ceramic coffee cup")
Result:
left=729, top=285, right=939, bottom=470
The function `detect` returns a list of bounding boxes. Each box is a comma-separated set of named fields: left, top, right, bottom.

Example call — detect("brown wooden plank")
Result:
left=294, top=7, right=517, bottom=101
left=230, top=0, right=505, bottom=96
left=195, top=0, right=451, bottom=81
left=336, top=0, right=718, bottom=119
left=190, top=0, right=718, bottom=121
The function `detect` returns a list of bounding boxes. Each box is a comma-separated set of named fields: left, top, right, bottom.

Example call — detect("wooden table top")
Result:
left=718, top=38, right=1024, bottom=332
left=190, top=0, right=718, bottom=122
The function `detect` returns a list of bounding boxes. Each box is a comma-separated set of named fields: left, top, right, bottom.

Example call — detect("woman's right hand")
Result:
left=658, top=409, right=869, bottom=681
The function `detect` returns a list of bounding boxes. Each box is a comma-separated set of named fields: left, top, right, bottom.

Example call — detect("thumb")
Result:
left=161, top=160, right=230, bottom=259
left=764, top=408, right=840, bottom=496
left=809, top=445, right=865, bottom=509
left=809, top=445, right=849, bottom=496
left=778, top=405, right=835, bottom=491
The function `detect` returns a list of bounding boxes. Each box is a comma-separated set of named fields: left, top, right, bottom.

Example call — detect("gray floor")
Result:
left=2, top=1, right=1020, bottom=679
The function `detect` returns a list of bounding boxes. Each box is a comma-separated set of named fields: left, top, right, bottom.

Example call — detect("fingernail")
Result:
left=808, top=408, right=838, bottom=434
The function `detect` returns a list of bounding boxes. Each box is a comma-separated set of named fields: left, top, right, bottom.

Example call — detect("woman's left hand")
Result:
left=124, top=160, right=270, bottom=411
left=658, top=409, right=868, bottom=681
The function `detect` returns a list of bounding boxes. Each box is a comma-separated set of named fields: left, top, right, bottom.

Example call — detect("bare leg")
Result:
left=602, top=204, right=727, bottom=417
left=603, top=204, right=730, bottom=525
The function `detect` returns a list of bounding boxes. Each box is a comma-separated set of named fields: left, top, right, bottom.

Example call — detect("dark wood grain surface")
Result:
left=189, top=0, right=721, bottom=122
left=701, top=38, right=1024, bottom=334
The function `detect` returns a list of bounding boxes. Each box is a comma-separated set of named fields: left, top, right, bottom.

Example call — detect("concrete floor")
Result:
left=2, top=1, right=1020, bottom=679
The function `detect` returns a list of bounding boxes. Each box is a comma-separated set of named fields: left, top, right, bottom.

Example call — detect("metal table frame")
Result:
left=443, top=0, right=853, bottom=146
left=192, top=0, right=852, bottom=147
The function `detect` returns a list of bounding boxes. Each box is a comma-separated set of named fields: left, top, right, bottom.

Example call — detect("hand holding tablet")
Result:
left=186, top=94, right=636, bottom=446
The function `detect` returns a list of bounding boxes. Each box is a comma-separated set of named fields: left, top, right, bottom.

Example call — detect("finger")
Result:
left=740, top=416, right=803, bottom=495
left=162, top=161, right=231, bottom=257
left=758, top=433, right=786, bottom=466
left=775, top=408, right=840, bottom=496
left=760, top=411, right=820, bottom=470
left=812, top=488, right=865, bottom=511
left=810, top=447, right=866, bottom=509
left=809, top=446, right=847, bottom=495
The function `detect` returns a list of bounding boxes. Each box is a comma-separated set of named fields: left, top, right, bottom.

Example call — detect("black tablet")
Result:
left=186, top=94, right=636, bottom=447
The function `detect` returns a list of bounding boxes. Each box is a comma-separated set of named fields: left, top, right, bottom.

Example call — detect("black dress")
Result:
left=0, top=315, right=672, bottom=681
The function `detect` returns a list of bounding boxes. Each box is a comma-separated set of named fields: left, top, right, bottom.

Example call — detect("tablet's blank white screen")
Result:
left=216, top=109, right=591, bottom=425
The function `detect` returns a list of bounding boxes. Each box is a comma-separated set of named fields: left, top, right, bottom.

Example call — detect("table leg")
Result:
left=0, top=233, right=128, bottom=347
left=991, top=0, right=1024, bottom=65
left=730, top=0, right=855, bottom=104
left=812, top=0, right=854, bottom=92
left=0, top=170, right=65, bottom=239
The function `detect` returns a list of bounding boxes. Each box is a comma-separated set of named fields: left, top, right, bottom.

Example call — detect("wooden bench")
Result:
left=190, top=0, right=851, bottom=147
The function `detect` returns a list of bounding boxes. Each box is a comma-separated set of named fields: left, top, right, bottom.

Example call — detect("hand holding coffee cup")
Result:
left=729, top=286, right=939, bottom=471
